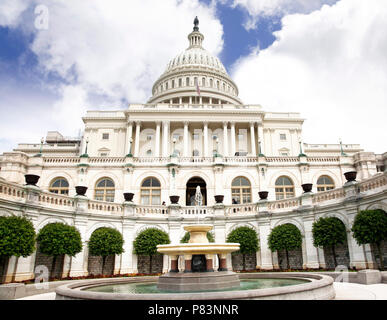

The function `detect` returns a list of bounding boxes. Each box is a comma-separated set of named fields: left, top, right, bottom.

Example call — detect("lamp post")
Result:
left=126, top=138, right=133, bottom=157
left=258, top=139, right=264, bottom=157
left=34, top=137, right=44, bottom=157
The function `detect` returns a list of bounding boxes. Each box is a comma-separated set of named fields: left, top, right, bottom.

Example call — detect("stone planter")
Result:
left=75, top=186, right=88, bottom=196
left=170, top=196, right=180, bottom=204
left=214, top=195, right=224, bottom=204
left=301, top=183, right=313, bottom=193
left=25, top=174, right=40, bottom=186
left=124, top=193, right=134, bottom=202
left=344, top=171, right=357, bottom=182
left=258, top=191, right=269, bottom=200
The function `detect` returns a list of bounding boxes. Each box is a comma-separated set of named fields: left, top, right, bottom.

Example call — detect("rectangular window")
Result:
left=102, top=133, right=109, bottom=140
left=280, top=134, right=287, bottom=141
left=100, top=153, right=108, bottom=157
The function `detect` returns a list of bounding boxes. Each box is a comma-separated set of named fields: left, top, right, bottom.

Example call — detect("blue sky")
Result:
left=0, top=0, right=386, bottom=154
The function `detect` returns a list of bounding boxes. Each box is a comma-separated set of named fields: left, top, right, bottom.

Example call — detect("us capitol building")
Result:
left=0, top=19, right=386, bottom=281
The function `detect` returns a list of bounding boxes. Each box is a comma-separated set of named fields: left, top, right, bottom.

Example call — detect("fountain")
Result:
left=55, top=222, right=335, bottom=300
left=156, top=224, right=240, bottom=292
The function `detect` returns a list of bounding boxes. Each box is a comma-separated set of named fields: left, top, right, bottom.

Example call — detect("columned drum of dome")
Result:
left=148, top=18, right=243, bottom=105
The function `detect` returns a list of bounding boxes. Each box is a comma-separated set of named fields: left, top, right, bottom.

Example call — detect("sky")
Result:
left=0, top=0, right=386, bottom=154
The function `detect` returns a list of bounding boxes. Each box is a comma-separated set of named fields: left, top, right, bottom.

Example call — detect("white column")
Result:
left=230, top=122, right=236, bottom=156
left=183, top=121, right=189, bottom=157
left=203, top=121, right=209, bottom=157
left=120, top=221, right=136, bottom=274
left=259, top=222, right=273, bottom=270
left=303, top=218, right=320, bottom=269
left=69, top=221, right=88, bottom=277
left=162, top=121, right=170, bottom=157
left=189, top=97, right=192, bottom=105
left=134, top=121, right=141, bottom=157
left=223, top=122, right=228, bottom=157
left=257, top=123, right=265, bottom=155
left=155, top=121, right=161, bottom=157
left=13, top=255, right=35, bottom=282
left=250, top=121, right=256, bottom=156
left=347, top=232, right=367, bottom=269
left=126, top=121, right=133, bottom=155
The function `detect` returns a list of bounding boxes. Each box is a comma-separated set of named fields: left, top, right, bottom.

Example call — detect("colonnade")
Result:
left=128, top=121, right=265, bottom=158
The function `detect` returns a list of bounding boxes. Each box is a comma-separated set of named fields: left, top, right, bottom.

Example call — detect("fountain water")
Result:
left=156, top=224, right=240, bottom=292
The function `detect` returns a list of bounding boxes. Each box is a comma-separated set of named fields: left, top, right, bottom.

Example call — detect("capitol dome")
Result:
left=148, top=18, right=243, bottom=105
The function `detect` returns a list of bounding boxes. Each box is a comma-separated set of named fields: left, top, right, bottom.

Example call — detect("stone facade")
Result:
left=34, top=247, right=65, bottom=279
left=137, top=255, right=163, bottom=274
left=371, top=240, right=387, bottom=269
left=323, top=243, right=350, bottom=270
left=277, top=249, right=303, bottom=270
left=87, top=255, right=115, bottom=276
left=231, top=253, right=257, bottom=271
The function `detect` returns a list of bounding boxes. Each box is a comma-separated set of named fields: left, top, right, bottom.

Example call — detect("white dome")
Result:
left=147, top=19, right=243, bottom=105
left=165, top=47, right=228, bottom=75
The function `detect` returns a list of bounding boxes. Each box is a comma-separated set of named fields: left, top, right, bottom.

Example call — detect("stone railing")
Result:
left=312, top=188, right=346, bottom=204
left=43, top=157, right=80, bottom=164
left=135, top=205, right=169, bottom=215
left=0, top=180, right=27, bottom=201
left=88, top=157, right=126, bottom=164
left=358, top=174, right=387, bottom=193
left=0, top=173, right=386, bottom=217
left=267, top=197, right=301, bottom=211
left=38, top=192, right=75, bottom=209
left=225, top=203, right=258, bottom=215
left=87, top=199, right=123, bottom=214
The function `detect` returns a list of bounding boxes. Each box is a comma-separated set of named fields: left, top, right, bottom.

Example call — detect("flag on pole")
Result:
left=196, top=78, right=201, bottom=96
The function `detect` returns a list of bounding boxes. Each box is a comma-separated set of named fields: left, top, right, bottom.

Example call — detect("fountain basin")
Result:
left=55, top=273, right=335, bottom=300
left=157, top=243, right=240, bottom=256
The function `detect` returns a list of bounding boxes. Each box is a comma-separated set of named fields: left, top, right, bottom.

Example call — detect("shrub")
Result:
left=37, top=223, right=82, bottom=278
left=268, top=224, right=302, bottom=270
left=226, top=226, right=259, bottom=271
left=312, top=217, right=347, bottom=267
left=88, top=227, right=124, bottom=275
left=133, top=228, right=170, bottom=274
left=352, top=209, right=387, bottom=270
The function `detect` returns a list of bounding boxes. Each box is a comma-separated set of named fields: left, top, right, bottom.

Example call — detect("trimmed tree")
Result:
left=268, top=224, right=302, bottom=270
left=88, top=227, right=124, bottom=275
left=226, top=226, right=259, bottom=271
left=133, top=228, right=170, bottom=274
left=352, top=209, right=387, bottom=270
left=180, top=231, right=215, bottom=243
left=0, top=215, right=36, bottom=282
left=36, top=223, right=82, bottom=279
left=312, top=217, right=347, bottom=268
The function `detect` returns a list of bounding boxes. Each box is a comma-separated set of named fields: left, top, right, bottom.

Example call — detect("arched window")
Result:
left=186, top=77, right=190, bottom=86
left=146, top=149, right=152, bottom=156
left=49, top=178, right=69, bottom=195
left=231, top=177, right=252, bottom=204
left=275, top=176, right=295, bottom=200
left=94, top=178, right=115, bottom=202
left=317, top=175, right=335, bottom=192
left=192, top=149, right=200, bottom=157
left=141, top=177, right=161, bottom=205
left=202, top=77, right=206, bottom=86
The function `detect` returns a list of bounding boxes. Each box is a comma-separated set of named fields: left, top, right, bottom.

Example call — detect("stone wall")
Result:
left=0, top=257, right=9, bottom=283
left=87, top=255, right=115, bottom=276
left=323, top=242, right=350, bottom=269
left=277, top=249, right=303, bottom=270
left=371, top=240, right=387, bottom=270
left=34, top=245, right=65, bottom=279
left=231, top=253, right=257, bottom=271
left=137, top=255, right=163, bottom=274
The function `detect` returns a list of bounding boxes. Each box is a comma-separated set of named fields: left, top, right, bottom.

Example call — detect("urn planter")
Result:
left=258, top=191, right=269, bottom=200
left=344, top=171, right=357, bottom=183
left=170, top=196, right=180, bottom=204
left=124, top=192, right=134, bottom=202
left=75, top=186, right=88, bottom=196
left=25, top=174, right=40, bottom=186
left=301, top=183, right=313, bottom=193
left=214, top=195, right=224, bottom=204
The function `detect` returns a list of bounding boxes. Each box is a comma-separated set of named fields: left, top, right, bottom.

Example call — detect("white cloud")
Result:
left=232, top=0, right=387, bottom=153
left=0, top=0, right=223, bottom=152
left=225, top=0, right=337, bottom=30
left=0, top=0, right=28, bottom=27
